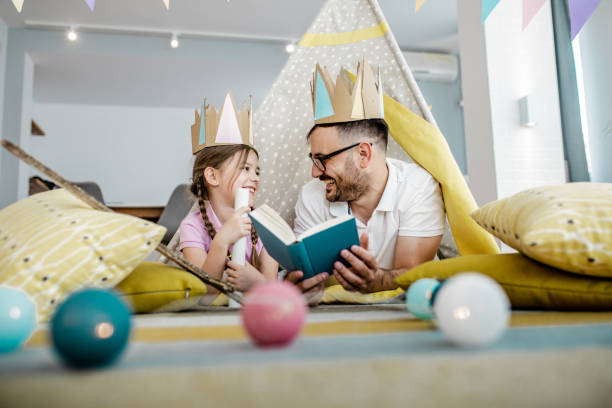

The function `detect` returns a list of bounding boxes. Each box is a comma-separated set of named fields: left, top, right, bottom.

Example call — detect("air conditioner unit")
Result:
left=402, top=51, right=458, bottom=83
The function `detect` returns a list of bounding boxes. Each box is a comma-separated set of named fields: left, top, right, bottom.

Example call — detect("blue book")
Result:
left=248, top=205, right=359, bottom=280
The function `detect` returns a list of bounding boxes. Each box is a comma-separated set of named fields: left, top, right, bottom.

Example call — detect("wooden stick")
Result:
left=1, top=139, right=242, bottom=304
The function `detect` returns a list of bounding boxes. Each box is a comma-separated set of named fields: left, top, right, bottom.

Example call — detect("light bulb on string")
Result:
left=285, top=43, right=296, bottom=53
left=433, top=272, right=509, bottom=347
left=170, top=33, right=179, bottom=49
left=67, top=28, right=78, bottom=42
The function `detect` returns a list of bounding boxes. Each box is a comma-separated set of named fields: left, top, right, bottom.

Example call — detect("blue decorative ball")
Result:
left=406, top=278, right=440, bottom=320
left=51, top=288, right=131, bottom=368
left=0, top=286, right=36, bottom=353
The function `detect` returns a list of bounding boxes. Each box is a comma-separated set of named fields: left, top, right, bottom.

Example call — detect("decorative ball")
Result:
left=0, top=286, right=36, bottom=353
left=433, top=272, right=510, bottom=347
left=51, top=288, right=131, bottom=368
left=241, top=281, right=307, bottom=347
left=406, top=278, right=440, bottom=320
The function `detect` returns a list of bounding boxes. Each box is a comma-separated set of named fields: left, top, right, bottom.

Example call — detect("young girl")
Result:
left=179, top=144, right=278, bottom=293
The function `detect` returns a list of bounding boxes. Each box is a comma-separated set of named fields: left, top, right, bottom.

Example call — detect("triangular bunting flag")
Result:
left=163, top=0, right=170, bottom=10
left=482, top=0, right=502, bottom=23
left=253, top=0, right=499, bottom=256
left=11, top=0, right=24, bottom=13
left=415, top=0, right=427, bottom=12
left=569, top=0, right=601, bottom=40
left=84, top=0, right=95, bottom=11
left=522, top=0, right=547, bottom=29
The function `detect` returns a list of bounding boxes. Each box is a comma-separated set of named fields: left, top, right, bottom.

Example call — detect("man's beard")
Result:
left=320, top=156, right=369, bottom=202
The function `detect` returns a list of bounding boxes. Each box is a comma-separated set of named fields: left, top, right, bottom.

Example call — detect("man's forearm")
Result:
left=373, top=268, right=405, bottom=292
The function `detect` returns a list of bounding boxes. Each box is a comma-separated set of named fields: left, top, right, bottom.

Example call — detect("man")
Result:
left=286, top=60, right=445, bottom=304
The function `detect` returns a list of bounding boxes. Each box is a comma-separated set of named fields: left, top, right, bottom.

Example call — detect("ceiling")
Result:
left=0, top=0, right=459, bottom=107
left=0, top=0, right=458, bottom=49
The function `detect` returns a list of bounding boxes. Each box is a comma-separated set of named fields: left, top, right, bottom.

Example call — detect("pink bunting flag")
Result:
left=522, top=0, right=547, bottom=29
left=11, top=0, right=24, bottom=13
left=84, top=0, right=95, bottom=11
left=569, top=0, right=601, bottom=40
left=415, top=0, right=427, bottom=12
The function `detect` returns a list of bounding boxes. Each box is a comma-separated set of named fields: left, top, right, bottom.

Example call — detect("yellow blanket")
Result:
left=383, top=93, right=499, bottom=255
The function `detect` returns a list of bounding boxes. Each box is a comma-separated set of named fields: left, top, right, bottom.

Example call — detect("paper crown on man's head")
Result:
left=310, top=57, right=384, bottom=125
left=190, top=91, right=253, bottom=155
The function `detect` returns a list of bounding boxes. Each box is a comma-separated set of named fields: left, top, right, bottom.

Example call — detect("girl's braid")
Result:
left=197, top=176, right=218, bottom=242
left=249, top=222, right=259, bottom=268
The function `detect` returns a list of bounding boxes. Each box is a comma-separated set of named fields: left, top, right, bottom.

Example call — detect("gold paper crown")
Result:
left=310, top=57, right=384, bottom=125
left=191, top=91, right=253, bottom=155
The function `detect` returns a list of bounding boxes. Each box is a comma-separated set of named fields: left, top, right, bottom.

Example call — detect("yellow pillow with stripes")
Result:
left=471, top=183, right=612, bottom=277
left=0, top=189, right=165, bottom=322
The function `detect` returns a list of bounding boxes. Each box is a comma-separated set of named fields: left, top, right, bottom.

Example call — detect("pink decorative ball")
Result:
left=240, top=281, right=307, bottom=347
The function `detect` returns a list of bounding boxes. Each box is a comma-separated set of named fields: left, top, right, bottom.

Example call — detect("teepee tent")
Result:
left=253, top=0, right=498, bottom=256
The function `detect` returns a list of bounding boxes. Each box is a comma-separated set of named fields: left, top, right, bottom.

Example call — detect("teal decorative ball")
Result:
left=0, top=286, right=36, bottom=353
left=406, top=278, right=440, bottom=320
left=51, top=289, right=131, bottom=368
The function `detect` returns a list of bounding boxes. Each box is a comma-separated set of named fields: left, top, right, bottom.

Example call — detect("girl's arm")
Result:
left=182, top=239, right=229, bottom=295
left=180, top=215, right=226, bottom=287
left=180, top=233, right=231, bottom=281
left=201, top=235, right=232, bottom=279
left=258, top=247, right=279, bottom=281
left=182, top=247, right=208, bottom=272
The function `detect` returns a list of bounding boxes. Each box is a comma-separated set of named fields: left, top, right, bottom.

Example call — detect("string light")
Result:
left=67, top=28, right=78, bottom=42
left=170, top=33, right=179, bottom=48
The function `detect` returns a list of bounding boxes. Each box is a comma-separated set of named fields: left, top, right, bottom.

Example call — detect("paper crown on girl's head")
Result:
left=310, top=57, right=384, bottom=125
left=190, top=91, right=253, bottom=155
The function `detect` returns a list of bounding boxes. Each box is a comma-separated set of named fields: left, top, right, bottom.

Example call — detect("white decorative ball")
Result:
left=433, top=272, right=510, bottom=347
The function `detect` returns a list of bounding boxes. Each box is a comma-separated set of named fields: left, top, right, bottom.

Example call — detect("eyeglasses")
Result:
left=308, top=142, right=371, bottom=172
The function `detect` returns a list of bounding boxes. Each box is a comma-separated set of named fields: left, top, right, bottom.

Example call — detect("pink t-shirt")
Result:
left=179, top=203, right=263, bottom=263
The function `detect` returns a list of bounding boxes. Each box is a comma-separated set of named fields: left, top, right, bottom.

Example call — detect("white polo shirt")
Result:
left=294, top=158, right=445, bottom=270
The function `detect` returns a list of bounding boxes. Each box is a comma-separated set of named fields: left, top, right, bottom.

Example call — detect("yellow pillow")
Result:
left=116, top=262, right=207, bottom=313
left=395, top=254, right=612, bottom=310
left=471, top=183, right=612, bottom=277
left=0, top=189, right=165, bottom=322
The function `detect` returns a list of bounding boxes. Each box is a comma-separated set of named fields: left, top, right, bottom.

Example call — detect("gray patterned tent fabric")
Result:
left=253, top=0, right=438, bottom=225
left=158, top=0, right=459, bottom=263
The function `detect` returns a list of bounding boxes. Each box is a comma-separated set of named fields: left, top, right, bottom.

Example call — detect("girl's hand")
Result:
left=215, top=206, right=252, bottom=247
left=226, top=260, right=265, bottom=291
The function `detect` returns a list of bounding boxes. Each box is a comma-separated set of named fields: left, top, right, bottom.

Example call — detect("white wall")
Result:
left=485, top=0, right=565, bottom=199
left=457, top=2, right=497, bottom=206
left=0, top=28, right=289, bottom=208
left=458, top=0, right=565, bottom=204
left=0, top=18, right=7, bottom=176
left=30, top=103, right=194, bottom=205
left=17, top=54, right=34, bottom=200
left=577, top=0, right=612, bottom=182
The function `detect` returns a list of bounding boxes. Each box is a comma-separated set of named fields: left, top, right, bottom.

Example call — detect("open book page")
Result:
left=249, top=205, right=296, bottom=245
left=298, top=214, right=355, bottom=240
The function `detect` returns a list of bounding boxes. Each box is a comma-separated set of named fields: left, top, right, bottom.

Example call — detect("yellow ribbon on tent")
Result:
left=346, top=71, right=499, bottom=255
left=299, top=22, right=390, bottom=47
